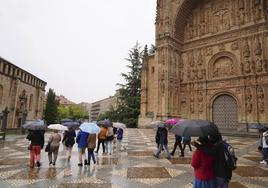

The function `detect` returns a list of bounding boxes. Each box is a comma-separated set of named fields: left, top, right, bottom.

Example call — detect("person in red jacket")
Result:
left=191, top=136, right=216, bottom=188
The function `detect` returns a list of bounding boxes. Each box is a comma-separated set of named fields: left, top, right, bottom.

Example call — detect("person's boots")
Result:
left=84, top=159, right=88, bottom=165
left=170, top=151, right=175, bottom=156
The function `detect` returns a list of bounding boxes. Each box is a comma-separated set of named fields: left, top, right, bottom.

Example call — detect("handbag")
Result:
left=45, top=142, right=51, bottom=152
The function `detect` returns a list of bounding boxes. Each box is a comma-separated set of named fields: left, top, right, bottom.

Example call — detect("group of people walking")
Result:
left=154, top=126, right=192, bottom=159
left=26, top=124, right=124, bottom=168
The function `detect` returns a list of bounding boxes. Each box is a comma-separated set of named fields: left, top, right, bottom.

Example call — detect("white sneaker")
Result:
left=260, top=160, right=267, bottom=164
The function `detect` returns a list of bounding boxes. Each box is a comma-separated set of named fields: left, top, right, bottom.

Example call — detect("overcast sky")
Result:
left=0, top=0, right=156, bottom=103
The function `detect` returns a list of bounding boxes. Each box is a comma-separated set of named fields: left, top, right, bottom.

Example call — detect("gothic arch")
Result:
left=210, top=92, right=239, bottom=129
left=207, top=51, right=239, bottom=79
left=173, top=0, right=199, bottom=41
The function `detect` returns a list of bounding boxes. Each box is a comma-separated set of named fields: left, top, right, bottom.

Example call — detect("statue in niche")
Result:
left=243, top=40, right=250, bottom=58
left=246, top=88, right=253, bottom=113
left=197, top=91, right=203, bottom=113
left=212, top=57, right=234, bottom=78
left=244, top=58, right=252, bottom=74
left=255, top=57, right=263, bottom=73
left=197, top=53, right=203, bottom=66
left=257, top=87, right=265, bottom=113
left=254, top=38, right=262, bottom=56
left=190, top=93, right=195, bottom=114
left=206, top=47, right=213, bottom=56
left=253, top=0, right=262, bottom=20
left=238, top=0, right=245, bottom=10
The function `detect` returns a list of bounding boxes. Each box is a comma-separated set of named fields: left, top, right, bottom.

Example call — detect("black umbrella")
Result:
left=170, top=119, right=218, bottom=137
left=62, top=121, right=80, bottom=128
left=97, top=119, right=112, bottom=127
left=22, top=119, right=46, bottom=130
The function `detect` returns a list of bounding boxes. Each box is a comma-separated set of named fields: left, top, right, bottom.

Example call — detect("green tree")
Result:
left=44, top=88, right=59, bottom=124
left=58, top=105, right=69, bottom=120
left=69, top=104, right=88, bottom=120
left=115, top=42, right=145, bottom=127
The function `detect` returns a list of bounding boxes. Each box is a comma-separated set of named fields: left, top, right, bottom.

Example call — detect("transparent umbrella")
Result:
left=79, top=122, right=100, bottom=134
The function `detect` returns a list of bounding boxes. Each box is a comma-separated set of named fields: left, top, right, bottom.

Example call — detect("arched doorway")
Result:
left=212, top=94, right=238, bottom=129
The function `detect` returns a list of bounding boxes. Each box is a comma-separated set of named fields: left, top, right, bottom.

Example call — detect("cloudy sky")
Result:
left=0, top=0, right=156, bottom=103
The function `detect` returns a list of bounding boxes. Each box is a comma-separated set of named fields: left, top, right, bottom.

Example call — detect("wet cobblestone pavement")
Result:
left=0, top=129, right=267, bottom=188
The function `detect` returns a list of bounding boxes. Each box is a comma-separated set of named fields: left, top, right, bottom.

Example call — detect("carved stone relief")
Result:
left=257, top=86, right=265, bottom=114
left=245, top=87, right=253, bottom=114
left=183, top=0, right=267, bottom=41
left=242, top=40, right=252, bottom=74
left=190, top=92, right=195, bottom=113
left=212, top=57, right=234, bottom=78
left=197, top=91, right=203, bottom=113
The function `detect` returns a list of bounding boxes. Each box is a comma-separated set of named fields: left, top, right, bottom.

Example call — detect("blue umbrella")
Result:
left=79, top=122, right=100, bottom=134
left=22, top=119, right=46, bottom=130
left=61, top=118, right=73, bottom=123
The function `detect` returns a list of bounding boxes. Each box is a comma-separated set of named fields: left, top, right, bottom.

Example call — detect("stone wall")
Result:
left=0, top=57, right=46, bottom=129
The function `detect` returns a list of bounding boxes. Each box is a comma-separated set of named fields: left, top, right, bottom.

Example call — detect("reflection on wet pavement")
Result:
left=0, top=129, right=267, bottom=188
left=234, top=166, right=268, bottom=177
left=127, top=167, right=171, bottom=179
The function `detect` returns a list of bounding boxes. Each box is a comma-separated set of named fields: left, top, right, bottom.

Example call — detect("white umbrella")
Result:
left=113, top=122, right=126, bottom=129
left=48, top=124, right=68, bottom=131
left=79, top=122, right=100, bottom=134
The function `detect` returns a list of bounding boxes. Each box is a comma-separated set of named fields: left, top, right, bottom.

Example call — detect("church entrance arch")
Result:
left=212, top=94, right=238, bottom=129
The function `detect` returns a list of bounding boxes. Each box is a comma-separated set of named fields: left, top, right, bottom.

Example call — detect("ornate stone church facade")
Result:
left=139, top=0, right=268, bottom=132
left=0, top=57, right=46, bottom=129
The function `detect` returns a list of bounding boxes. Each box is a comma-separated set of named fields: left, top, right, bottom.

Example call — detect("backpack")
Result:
left=222, top=141, right=237, bottom=170
left=264, top=132, right=268, bottom=145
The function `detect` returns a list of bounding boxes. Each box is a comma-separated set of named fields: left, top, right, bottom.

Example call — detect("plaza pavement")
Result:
left=0, top=128, right=267, bottom=188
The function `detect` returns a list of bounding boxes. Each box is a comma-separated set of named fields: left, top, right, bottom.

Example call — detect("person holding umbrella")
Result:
left=26, top=130, right=45, bottom=168
left=23, top=119, right=46, bottom=168
left=76, top=129, right=89, bottom=166
left=153, top=125, right=171, bottom=159
left=62, top=127, right=76, bottom=161
left=87, top=133, right=97, bottom=165
left=47, top=129, right=62, bottom=166
left=95, top=125, right=107, bottom=154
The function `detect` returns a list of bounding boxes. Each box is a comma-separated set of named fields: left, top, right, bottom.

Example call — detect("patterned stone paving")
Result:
left=0, top=129, right=267, bottom=188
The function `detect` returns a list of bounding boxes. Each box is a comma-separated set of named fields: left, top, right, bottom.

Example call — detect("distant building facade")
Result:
left=139, top=0, right=268, bottom=132
left=0, top=57, right=46, bottom=129
left=78, top=102, right=92, bottom=119
left=90, top=96, right=117, bottom=121
left=56, top=95, right=75, bottom=107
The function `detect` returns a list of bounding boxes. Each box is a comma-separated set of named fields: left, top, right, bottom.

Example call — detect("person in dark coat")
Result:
left=193, top=133, right=232, bottom=188
left=154, top=127, right=171, bottom=159
left=170, top=135, right=184, bottom=157
left=26, top=130, right=45, bottom=168
left=62, top=128, right=76, bottom=161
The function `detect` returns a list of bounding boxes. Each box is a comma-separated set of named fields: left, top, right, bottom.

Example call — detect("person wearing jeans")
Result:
left=26, top=130, right=44, bottom=168
left=154, top=127, right=171, bottom=159
left=170, top=135, right=184, bottom=157
left=87, top=133, right=97, bottom=165
left=106, top=126, right=114, bottom=155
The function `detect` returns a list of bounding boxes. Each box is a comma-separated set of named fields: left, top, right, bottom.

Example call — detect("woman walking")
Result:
left=26, top=130, right=45, bottom=168
left=106, top=126, right=114, bottom=155
left=62, top=128, right=76, bottom=161
left=87, top=133, right=97, bottom=165
left=191, top=136, right=216, bottom=188
left=95, top=126, right=107, bottom=154
left=47, top=130, right=61, bottom=166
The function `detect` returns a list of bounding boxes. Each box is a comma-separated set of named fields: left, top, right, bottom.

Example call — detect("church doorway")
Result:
left=212, top=94, right=238, bottom=129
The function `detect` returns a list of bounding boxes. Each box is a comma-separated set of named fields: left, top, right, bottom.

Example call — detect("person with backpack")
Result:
left=192, top=132, right=234, bottom=188
left=259, top=128, right=268, bottom=164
